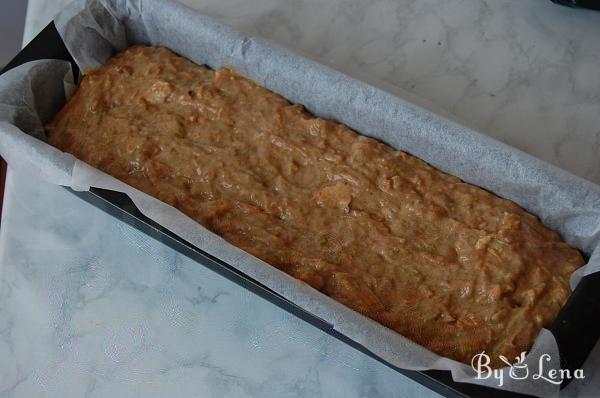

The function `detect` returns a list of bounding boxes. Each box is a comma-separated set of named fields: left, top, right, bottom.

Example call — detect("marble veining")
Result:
left=4, top=0, right=600, bottom=397
left=0, top=173, right=440, bottom=398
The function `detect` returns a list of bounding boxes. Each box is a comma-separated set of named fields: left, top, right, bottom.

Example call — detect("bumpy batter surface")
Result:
left=47, top=46, right=584, bottom=366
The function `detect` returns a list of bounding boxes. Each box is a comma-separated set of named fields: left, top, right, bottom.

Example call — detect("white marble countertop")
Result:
left=2, top=0, right=600, bottom=397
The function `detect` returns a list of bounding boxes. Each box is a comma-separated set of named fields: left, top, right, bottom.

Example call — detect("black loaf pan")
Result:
left=3, top=22, right=600, bottom=398
left=550, top=0, right=600, bottom=10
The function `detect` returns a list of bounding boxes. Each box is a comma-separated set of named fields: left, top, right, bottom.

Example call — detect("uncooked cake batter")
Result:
left=47, top=46, right=584, bottom=367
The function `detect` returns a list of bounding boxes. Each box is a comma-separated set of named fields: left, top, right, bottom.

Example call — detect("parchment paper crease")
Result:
left=1, top=0, right=600, bottom=396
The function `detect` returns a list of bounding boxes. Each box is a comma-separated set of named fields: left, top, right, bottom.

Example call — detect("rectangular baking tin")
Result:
left=550, top=0, right=600, bottom=10
left=3, top=22, right=600, bottom=398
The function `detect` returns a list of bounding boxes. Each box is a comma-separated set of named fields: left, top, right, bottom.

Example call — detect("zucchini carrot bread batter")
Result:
left=46, top=46, right=584, bottom=366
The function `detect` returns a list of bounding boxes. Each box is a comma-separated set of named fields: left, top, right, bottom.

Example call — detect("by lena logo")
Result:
left=471, top=351, right=585, bottom=387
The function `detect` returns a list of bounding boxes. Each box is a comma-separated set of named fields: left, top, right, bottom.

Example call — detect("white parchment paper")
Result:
left=2, top=0, right=600, bottom=396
